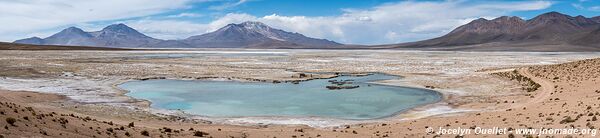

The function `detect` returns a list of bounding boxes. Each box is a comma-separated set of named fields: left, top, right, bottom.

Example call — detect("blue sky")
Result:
left=1, top=0, right=600, bottom=45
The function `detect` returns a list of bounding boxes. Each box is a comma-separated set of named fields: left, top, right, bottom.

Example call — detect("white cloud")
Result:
left=0, top=0, right=194, bottom=41
left=124, top=19, right=209, bottom=40
left=152, top=0, right=550, bottom=45
left=589, top=6, right=600, bottom=11
left=206, top=13, right=257, bottom=31
left=572, top=3, right=585, bottom=10
left=2, top=0, right=553, bottom=45
left=167, top=13, right=204, bottom=18
left=208, top=0, right=248, bottom=10
left=474, top=1, right=553, bottom=11
left=571, top=2, right=600, bottom=12
left=121, top=13, right=256, bottom=40
left=271, top=0, right=552, bottom=44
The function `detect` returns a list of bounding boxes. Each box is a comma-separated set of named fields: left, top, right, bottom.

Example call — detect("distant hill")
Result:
left=183, top=22, right=342, bottom=48
left=177, top=21, right=341, bottom=48
left=384, top=12, right=600, bottom=51
left=16, top=12, right=600, bottom=51
left=15, top=24, right=160, bottom=48
left=0, top=42, right=126, bottom=50
left=14, top=22, right=343, bottom=49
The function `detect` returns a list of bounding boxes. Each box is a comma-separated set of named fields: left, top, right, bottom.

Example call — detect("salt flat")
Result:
left=0, top=50, right=597, bottom=111
left=1, top=49, right=600, bottom=137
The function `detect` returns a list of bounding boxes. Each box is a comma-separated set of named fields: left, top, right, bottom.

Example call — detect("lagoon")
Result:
left=119, top=74, right=441, bottom=120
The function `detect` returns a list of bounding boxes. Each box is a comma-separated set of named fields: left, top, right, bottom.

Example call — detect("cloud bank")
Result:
left=1, top=0, right=552, bottom=45
left=0, top=0, right=192, bottom=41
left=127, top=1, right=552, bottom=44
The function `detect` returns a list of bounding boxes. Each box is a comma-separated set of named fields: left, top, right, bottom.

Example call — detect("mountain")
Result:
left=387, top=11, right=600, bottom=51
left=42, top=27, right=96, bottom=46
left=13, top=37, right=44, bottom=45
left=180, top=21, right=342, bottom=48
left=14, top=24, right=161, bottom=48
left=90, top=24, right=161, bottom=47
left=0, top=42, right=125, bottom=50
left=14, top=22, right=342, bottom=48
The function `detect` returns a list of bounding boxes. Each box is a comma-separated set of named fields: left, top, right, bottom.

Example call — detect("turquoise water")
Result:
left=120, top=74, right=441, bottom=120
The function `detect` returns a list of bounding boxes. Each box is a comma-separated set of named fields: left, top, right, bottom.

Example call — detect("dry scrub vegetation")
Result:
left=0, top=101, right=211, bottom=138
left=492, top=70, right=541, bottom=92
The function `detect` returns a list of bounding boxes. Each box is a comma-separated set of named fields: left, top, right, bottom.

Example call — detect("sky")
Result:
left=1, top=0, right=600, bottom=45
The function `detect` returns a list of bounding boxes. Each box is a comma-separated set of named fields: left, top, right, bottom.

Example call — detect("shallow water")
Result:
left=122, top=52, right=287, bottom=60
left=120, top=74, right=441, bottom=120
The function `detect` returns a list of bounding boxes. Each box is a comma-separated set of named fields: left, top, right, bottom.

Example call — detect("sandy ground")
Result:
left=1, top=49, right=600, bottom=137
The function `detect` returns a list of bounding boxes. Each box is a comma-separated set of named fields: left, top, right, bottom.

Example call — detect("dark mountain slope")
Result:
left=386, top=11, right=600, bottom=51
left=14, top=24, right=160, bottom=48
left=181, top=21, right=342, bottom=48
left=14, top=22, right=343, bottom=49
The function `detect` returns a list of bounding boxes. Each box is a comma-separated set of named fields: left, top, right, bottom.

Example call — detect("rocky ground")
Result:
left=0, top=49, right=599, bottom=137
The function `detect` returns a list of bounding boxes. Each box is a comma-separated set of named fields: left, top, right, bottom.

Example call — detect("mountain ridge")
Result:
left=15, top=24, right=159, bottom=48
left=385, top=11, right=600, bottom=51
left=14, top=22, right=343, bottom=48
left=179, top=21, right=341, bottom=48
left=14, top=11, right=600, bottom=51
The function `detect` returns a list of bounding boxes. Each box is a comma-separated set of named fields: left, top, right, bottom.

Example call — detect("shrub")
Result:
left=140, top=130, right=149, bottom=136
left=163, top=127, right=172, bottom=133
left=193, top=131, right=209, bottom=137
left=560, top=116, right=576, bottom=124
left=106, top=128, right=114, bottom=133
left=5, top=117, right=16, bottom=126
left=128, top=122, right=134, bottom=128
left=25, top=107, right=34, bottom=112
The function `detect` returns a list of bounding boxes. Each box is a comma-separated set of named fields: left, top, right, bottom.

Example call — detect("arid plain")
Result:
left=1, top=49, right=600, bottom=138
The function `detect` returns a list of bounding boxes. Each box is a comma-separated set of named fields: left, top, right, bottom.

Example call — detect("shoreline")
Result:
left=0, top=58, right=580, bottom=127
left=2, top=50, right=599, bottom=137
left=107, top=72, right=447, bottom=128
left=0, top=65, right=550, bottom=128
